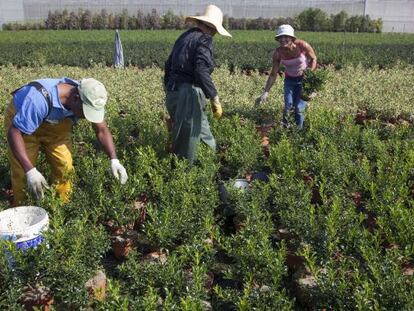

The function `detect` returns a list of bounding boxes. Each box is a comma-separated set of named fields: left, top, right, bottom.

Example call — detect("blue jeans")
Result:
left=283, top=77, right=307, bottom=129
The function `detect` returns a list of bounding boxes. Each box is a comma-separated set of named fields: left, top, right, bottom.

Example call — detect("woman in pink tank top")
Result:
left=256, top=24, right=317, bottom=129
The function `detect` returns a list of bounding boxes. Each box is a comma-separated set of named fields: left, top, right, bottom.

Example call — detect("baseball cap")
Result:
left=78, top=78, right=107, bottom=123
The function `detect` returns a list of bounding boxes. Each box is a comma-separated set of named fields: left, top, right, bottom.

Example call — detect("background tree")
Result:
left=370, top=18, right=383, bottom=33
left=67, top=11, right=79, bottom=29
left=60, top=9, right=69, bottom=29
left=174, top=13, right=185, bottom=29
left=332, top=10, right=348, bottom=31
left=297, top=8, right=330, bottom=31
left=119, top=9, right=129, bottom=29
left=100, top=9, right=109, bottom=29
left=128, top=14, right=138, bottom=29
left=146, top=8, right=161, bottom=30
left=80, top=9, right=93, bottom=30
left=136, top=9, right=145, bottom=29
left=162, top=9, right=175, bottom=29
left=107, top=13, right=116, bottom=29
left=4, top=6, right=383, bottom=32
left=45, top=10, right=57, bottom=29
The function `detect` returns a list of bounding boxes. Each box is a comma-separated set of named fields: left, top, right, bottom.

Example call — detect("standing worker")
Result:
left=164, top=4, right=231, bottom=164
left=256, top=24, right=317, bottom=129
left=5, top=77, right=128, bottom=206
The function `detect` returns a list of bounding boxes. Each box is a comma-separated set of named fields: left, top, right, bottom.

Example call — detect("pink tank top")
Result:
left=281, top=53, right=307, bottom=78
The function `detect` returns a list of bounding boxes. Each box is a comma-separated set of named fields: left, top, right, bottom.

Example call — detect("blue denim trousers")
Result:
left=283, top=77, right=307, bottom=129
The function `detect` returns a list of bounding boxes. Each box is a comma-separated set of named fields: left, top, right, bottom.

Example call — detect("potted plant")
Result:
left=20, top=283, right=54, bottom=311
left=301, top=69, right=328, bottom=101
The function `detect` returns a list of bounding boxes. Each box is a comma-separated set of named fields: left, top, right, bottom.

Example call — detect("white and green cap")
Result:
left=78, top=78, right=108, bottom=123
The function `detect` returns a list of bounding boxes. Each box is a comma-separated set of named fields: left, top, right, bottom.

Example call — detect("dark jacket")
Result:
left=164, top=28, right=217, bottom=99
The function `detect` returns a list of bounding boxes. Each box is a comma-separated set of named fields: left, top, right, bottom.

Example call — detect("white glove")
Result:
left=26, top=168, right=49, bottom=199
left=255, top=90, right=269, bottom=106
left=110, top=159, right=128, bottom=184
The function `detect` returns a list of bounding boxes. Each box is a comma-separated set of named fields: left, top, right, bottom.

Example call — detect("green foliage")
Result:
left=143, top=153, right=219, bottom=248
left=213, top=115, right=263, bottom=178
left=0, top=65, right=414, bottom=309
left=0, top=30, right=413, bottom=69
left=302, top=69, right=328, bottom=97
left=3, top=7, right=383, bottom=33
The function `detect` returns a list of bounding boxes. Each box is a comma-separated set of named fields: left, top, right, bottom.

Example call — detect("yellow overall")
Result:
left=4, top=101, right=74, bottom=206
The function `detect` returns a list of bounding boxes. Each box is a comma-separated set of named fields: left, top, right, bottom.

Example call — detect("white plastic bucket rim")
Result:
left=233, top=179, right=249, bottom=190
left=0, top=206, right=49, bottom=244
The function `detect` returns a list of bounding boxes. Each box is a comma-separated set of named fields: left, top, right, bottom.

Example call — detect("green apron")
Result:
left=166, top=83, right=216, bottom=164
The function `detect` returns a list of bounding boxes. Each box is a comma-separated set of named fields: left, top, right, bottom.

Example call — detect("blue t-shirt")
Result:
left=12, top=78, right=79, bottom=134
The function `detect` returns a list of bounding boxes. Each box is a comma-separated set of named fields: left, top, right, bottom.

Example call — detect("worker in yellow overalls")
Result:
left=4, top=77, right=128, bottom=206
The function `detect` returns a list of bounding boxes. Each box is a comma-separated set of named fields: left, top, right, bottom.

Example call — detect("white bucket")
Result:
left=0, top=206, right=49, bottom=251
left=233, top=179, right=249, bottom=190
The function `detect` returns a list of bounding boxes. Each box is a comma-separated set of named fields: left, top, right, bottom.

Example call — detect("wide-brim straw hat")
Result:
left=186, top=4, right=232, bottom=37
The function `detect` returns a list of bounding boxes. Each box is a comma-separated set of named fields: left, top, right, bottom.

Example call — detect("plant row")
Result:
left=3, top=7, right=382, bottom=33
left=0, top=30, right=413, bottom=70
left=0, top=65, right=413, bottom=309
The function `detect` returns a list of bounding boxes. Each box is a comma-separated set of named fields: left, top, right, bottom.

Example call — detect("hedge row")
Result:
left=3, top=8, right=382, bottom=33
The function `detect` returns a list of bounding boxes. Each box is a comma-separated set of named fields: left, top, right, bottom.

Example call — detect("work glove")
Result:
left=111, top=159, right=128, bottom=184
left=255, top=90, right=269, bottom=106
left=26, top=168, right=49, bottom=199
left=211, top=96, right=223, bottom=119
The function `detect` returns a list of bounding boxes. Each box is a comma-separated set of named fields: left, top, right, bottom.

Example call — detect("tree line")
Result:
left=2, top=7, right=382, bottom=33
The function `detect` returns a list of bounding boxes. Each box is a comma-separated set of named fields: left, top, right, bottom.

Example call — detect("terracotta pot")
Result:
left=302, top=172, right=314, bottom=185
left=164, top=115, right=174, bottom=132
left=234, top=221, right=246, bottom=232
left=286, top=251, right=305, bottom=270
left=233, top=215, right=246, bottom=232
left=276, top=228, right=295, bottom=241
left=351, top=191, right=363, bottom=207
left=112, top=238, right=132, bottom=259
left=293, top=270, right=317, bottom=309
left=311, top=187, right=323, bottom=205
left=105, top=220, right=126, bottom=236
left=22, top=299, right=54, bottom=311
left=382, top=241, right=399, bottom=250
left=142, top=249, right=168, bottom=264
left=111, top=235, right=134, bottom=259
left=165, top=142, right=173, bottom=153
left=255, top=124, right=273, bottom=138
left=363, top=212, right=377, bottom=232
left=402, top=261, right=414, bottom=276
left=133, top=195, right=148, bottom=228
left=85, top=270, right=107, bottom=301
left=355, top=110, right=368, bottom=124
left=204, top=271, right=215, bottom=291
left=262, top=136, right=270, bottom=157
left=20, top=285, right=53, bottom=311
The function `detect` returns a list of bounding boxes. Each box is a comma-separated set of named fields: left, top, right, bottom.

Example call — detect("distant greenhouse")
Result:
left=0, top=0, right=413, bottom=32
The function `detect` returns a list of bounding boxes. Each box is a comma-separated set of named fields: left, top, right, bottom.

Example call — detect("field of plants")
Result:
left=0, top=30, right=414, bottom=310
left=0, top=30, right=414, bottom=69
